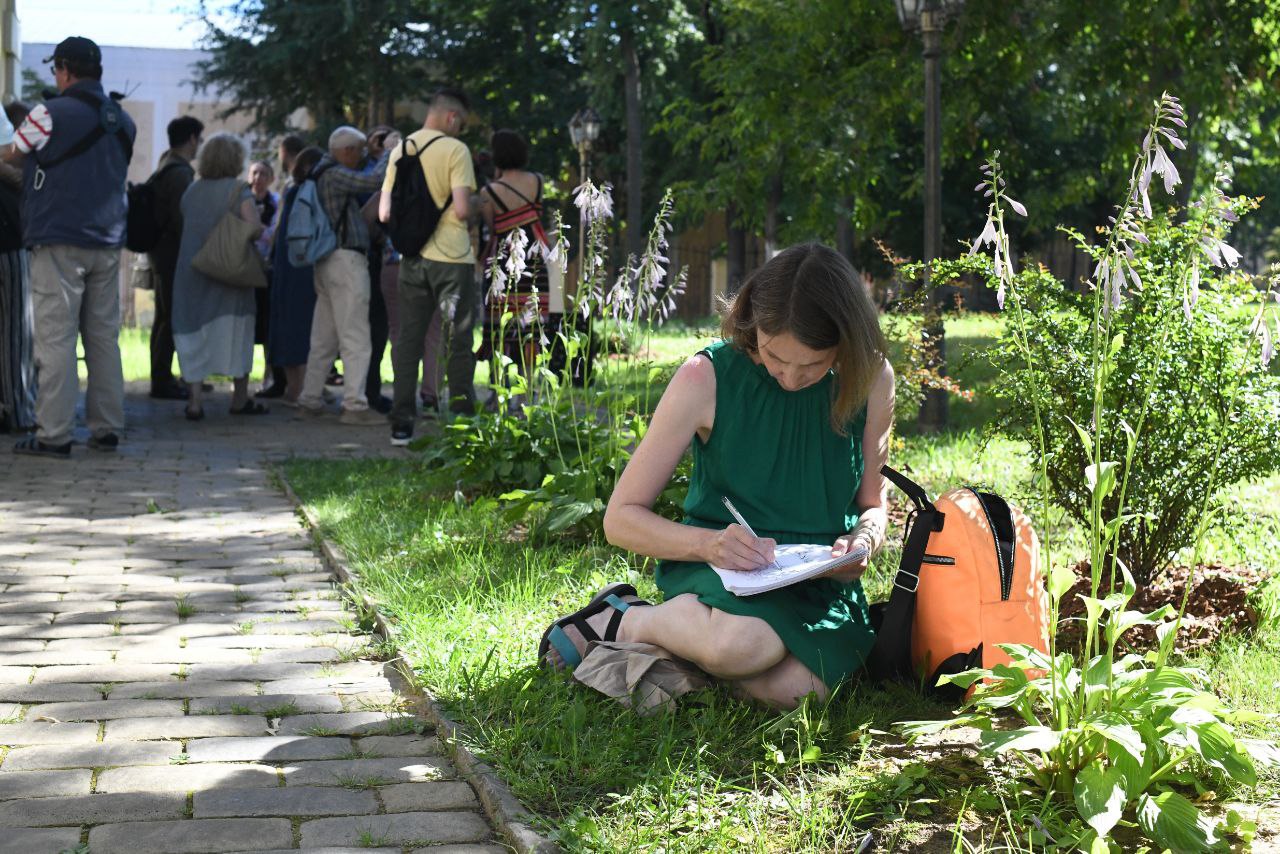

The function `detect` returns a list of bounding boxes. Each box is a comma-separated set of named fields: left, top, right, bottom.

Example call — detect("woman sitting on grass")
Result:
left=540, top=243, right=894, bottom=709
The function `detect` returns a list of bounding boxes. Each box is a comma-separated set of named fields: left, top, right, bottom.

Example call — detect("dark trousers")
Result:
left=391, top=256, right=476, bottom=423
left=149, top=246, right=178, bottom=390
left=365, top=245, right=387, bottom=402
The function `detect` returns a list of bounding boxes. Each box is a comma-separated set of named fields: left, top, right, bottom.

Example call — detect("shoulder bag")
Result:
left=191, top=182, right=267, bottom=289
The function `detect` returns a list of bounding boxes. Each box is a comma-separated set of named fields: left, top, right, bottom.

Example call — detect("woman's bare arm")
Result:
left=603, top=355, right=776, bottom=570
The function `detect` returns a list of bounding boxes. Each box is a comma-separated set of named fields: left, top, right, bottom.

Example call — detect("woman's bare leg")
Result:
left=544, top=592, right=788, bottom=680
left=733, top=654, right=828, bottom=710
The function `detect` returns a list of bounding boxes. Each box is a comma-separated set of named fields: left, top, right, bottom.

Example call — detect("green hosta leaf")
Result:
left=1066, top=415, right=1095, bottom=458
left=996, top=643, right=1053, bottom=672
left=1086, top=714, right=1146, bottom=766
left=1085, top=461, right=1119, bottom=500
left=935, top=668, right=990, bottom=690
left=1049, top=560, right=1076, bottom=601
left=980, top=726, right=1063, bottom=754
left=1113, top=605, right=1176, bottom=638
left=1241, top=737, right=1280, bottom=767
left=1136, top=790, right=1222, bottom=853
left=1107, top=738, right=1149, bottom=800
left=897, top=714, right=992, bottom=740
left=1187, top=721, right=1256, bottom=786
left=1074, top=764, right=1127, bottom=837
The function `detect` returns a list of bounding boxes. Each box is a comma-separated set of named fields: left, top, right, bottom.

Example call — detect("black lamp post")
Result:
left=568, top=106, right=602, bottom=187
left=895, top=0, right=963, bottom=431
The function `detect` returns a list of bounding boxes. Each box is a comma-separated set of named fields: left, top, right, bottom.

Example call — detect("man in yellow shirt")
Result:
left=379, top=88, right=477, bottom=446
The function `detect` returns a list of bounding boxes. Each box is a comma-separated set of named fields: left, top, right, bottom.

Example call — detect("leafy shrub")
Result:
left=979, top=211, right=1280, bottom=582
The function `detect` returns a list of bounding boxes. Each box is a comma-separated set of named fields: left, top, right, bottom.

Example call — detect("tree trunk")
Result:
left=835, top=193, right=855, bottom=262
left=763, top=171, right=782, bottom=259
left=622, top=30, right=645, bottom=261
left=726, top=202, right=746, bottom=296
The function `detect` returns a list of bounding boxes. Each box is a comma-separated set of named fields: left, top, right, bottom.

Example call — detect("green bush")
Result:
left=979, top=209, right=1280, bottom=582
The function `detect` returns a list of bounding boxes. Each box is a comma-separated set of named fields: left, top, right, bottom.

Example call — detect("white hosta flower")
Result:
left=1183, top=260, right=1200, bottom=322
left=1151, top=145, right=1181, bottom=196
left=503, top=228, right=529, bottom=285
left=1006, top=197, right=1028, bottom=217
left=574, top=182, right=614, bottom=225
left=969, top=216, right=998, bottom=255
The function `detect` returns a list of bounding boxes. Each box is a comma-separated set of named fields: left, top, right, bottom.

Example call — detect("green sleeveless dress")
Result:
left=654, top=340, right=876, bottom=688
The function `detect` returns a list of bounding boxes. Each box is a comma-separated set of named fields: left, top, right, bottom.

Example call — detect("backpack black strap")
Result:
left=867, top=465, right=944, bottom=682
left=34, top=89, right=133, bottom=171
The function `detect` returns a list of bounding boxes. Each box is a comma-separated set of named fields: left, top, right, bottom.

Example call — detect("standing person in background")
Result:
left=277, top=135, right=304, bottom=193
left=360, top=125, right=397, bottom=414
left=8, top=37, right=135, bottom=458
left=248, top=159, right=285, bottom=399
left=147, top=115, right=202, bottom=401
left=294, top=125, right=388, bottom=425
left=381, top=88, right=478, bottom=447
left=269, top=146, right=323, bottom=406
left=171, top=133, right=263, bottom=420
left=0, top=104, right=34, bottom=434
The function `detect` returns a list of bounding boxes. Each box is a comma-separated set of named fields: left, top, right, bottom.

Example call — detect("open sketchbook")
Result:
left=711, top=543, right=870, bottom=596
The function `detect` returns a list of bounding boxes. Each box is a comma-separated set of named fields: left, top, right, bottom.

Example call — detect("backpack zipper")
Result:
left=967, top=487, right=1012, bottom=601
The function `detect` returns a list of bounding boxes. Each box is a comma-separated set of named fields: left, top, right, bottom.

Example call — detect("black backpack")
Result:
left=125, top=161, right=187, bottom=254
left=386, top=136, right=452, bottom=257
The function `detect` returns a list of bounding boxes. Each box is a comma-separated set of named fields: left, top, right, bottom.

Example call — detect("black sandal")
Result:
left=230, top=401, right=269, bottom=415
left=538, top=582, right=650, bottom=673
left=13, top=436, right=71, bottom=458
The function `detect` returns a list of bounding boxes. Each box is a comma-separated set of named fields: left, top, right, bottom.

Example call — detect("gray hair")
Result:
left=197, top=132, right=246, bottom=181
left=328, top=125, right=366, bottom=151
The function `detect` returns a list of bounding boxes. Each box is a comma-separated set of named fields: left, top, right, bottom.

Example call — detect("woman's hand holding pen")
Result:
left=703, top=525, right=776, bottom=571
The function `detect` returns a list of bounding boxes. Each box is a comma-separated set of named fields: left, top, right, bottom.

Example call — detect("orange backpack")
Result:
left=868, top=466, right=1049, bottom=695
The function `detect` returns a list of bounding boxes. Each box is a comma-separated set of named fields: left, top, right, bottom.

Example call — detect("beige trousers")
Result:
left=29, top=244, right=124, bottom=445
left=299, top=248, right=371, bottom=412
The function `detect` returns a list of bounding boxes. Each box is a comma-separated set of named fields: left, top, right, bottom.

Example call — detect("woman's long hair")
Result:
left=721, top=242, right=887, bottom=434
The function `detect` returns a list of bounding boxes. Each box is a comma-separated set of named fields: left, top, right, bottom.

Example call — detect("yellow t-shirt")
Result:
left=382, top=129, right=476, bottom=264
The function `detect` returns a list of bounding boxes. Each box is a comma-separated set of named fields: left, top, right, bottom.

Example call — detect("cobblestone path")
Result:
left=0, top=389, right=504, bottom=854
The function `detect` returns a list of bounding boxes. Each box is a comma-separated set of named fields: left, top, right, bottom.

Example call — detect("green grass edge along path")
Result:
left=283, top=320, right=1280, bottom=852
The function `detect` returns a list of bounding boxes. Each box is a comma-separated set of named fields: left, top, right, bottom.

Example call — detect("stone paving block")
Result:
left=256, top=647, right=341, bottom=663
left=186, top=662, right=322, bottom=681
left=187, top=735, right=353, bottom=762
left=300, top=810, right=491, bottom=847
left=186, top=634, right=328, bottom=649
left=277, top=712, right=417, bottom=736
left=33, top=699, right=184, bottom=721
left=0, top=704, right=18, bottom=721
left=0, top=599, right=114, bottom=613
left=190, top=693, right=344, bottom=715
left=407, top=846, right=508, bottom=854
left=33, top=663, right=181, bottom=682
left=1, top=740, right=179, bottom=770
left=0, top=827, right=82, bottom=854
left=195, top=784, right=378, bottom=818
left=112, top=680, right=259, bottom=700
left=262, top=677, right=391, bottom=696
left=90, top=817, right=293, bottom=853
left=0, top=667, right=31, bottom=684
left=115, top=646, right=255, bottom=664
left=0, top=768, right=91, bottom=800
left=106, top=715, right=271, bottom=740
left=0, top=648, right=114, bottom=665
left=284, top=757, right=453, bottom=786
left=0, top=722, right=99, bottom=745
left=379, top=781, right=478, bottom=812
left=0, top=613, right=54, bottom=625
left=355, top=735, right=442, bottom=758
left=0, top=683, right=102, bottom=703
left=96, top=762, right=280, bottom=793
left=0, top=623, right=112, bottom=639
left=0, top=641, right=49, bottom=653
left=0, top=790, right=186, bottom=826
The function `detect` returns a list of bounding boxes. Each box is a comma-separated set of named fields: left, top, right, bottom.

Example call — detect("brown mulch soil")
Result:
left=1056, top=561, right=1265, bottom=652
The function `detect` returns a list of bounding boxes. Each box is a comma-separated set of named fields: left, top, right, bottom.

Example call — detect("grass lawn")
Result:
left=282, top=315, right=1279, bottom=851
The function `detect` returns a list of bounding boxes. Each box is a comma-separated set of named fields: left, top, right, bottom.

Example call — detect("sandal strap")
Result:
left=546, top=625, right=582, bottom=671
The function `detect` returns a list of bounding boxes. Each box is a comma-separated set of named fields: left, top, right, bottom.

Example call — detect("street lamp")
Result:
left=895, top=0, right=963, bottom=431
left=568, top=106, right=601, bottom=186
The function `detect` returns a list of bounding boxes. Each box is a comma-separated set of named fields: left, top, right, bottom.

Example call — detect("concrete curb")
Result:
left=277, top=471, right=559, bottom=854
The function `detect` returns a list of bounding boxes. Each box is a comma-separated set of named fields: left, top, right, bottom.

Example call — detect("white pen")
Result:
left=721, top=496, right=759, bottom=539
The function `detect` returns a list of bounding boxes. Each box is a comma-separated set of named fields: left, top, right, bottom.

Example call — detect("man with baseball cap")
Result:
left=6, top=36, right=136, bottom=458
